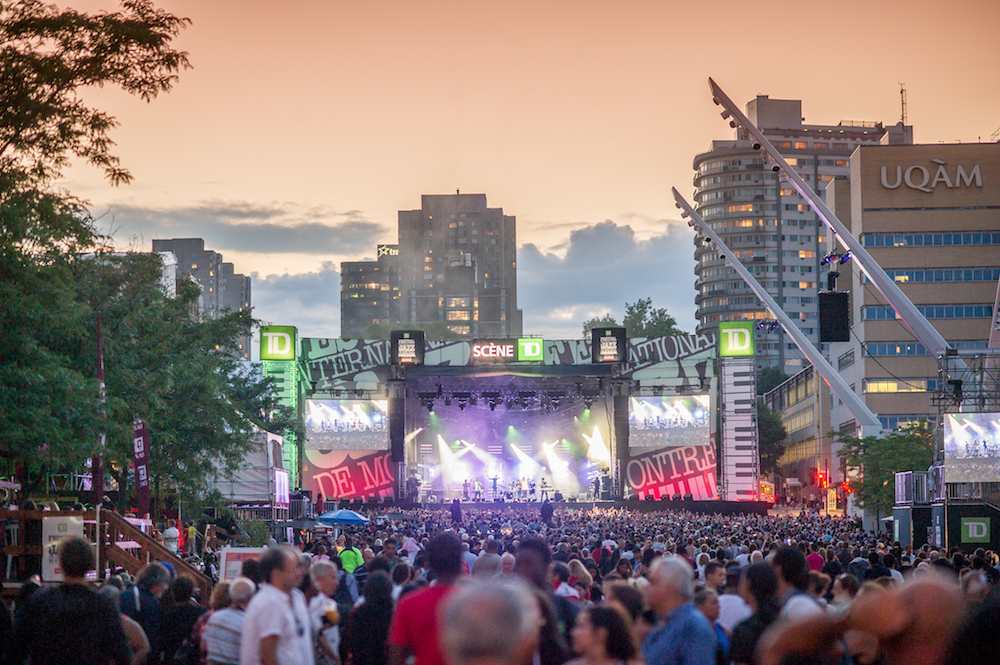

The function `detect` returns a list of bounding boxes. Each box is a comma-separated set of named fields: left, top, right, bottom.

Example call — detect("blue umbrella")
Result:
left=317, top=508, right=370, bottom=525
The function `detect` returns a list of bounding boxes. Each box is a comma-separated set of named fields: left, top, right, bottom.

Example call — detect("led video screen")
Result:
left=944, top=412, right=1000, bottom=483
left=305, top=399, right=389, bottom=450
left=629, top=395, right=711, bottom=449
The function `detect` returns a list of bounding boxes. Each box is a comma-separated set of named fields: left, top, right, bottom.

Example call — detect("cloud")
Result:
left=518, top=219, right=698, bottom=339
left=99, top=200, right=388, bottom=256
left=251, top=262, right=341, bottom=338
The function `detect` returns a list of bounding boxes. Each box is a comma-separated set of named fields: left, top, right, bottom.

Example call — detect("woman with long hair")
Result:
left=340, top=570, right=394, bottom=665
left=730, top=563, right=781, bottom=665
left=567, top=606, right=639, bottom=665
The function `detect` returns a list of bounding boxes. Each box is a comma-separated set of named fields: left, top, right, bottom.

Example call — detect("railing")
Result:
left=1, top=510, right=212, bottom=604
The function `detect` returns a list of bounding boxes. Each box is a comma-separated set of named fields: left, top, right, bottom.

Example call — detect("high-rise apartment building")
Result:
left=397, top=193, right=522, bottom=338
left=692, top=96, right=911, bottom=372
left=829, top=142, right=999, bottom=435
left=340, top=244, right=401, bottom=337
left=150, top=238, right=252, bottom=360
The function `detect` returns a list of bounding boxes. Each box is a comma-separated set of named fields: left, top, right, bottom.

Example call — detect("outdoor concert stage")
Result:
left=391, top=499, right=772, bottom=517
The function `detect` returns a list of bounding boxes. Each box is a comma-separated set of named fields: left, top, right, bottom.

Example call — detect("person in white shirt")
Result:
left=773, top=547, right=825, bottom=621
left=161, top=520, right=180, bottom=554
left=240, top=545, right=314, bottom=665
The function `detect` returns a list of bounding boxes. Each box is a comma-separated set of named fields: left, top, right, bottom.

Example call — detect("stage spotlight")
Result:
left=584, top=398, right=593, bottom=410
left=489, top=401, right=497, bottom=411
left=423, top=400, right=434, bottom=412
left=444, top=397, right=452, bottom=406
left=839, top=251, right=852, bottom=264
left=469, top=395, right=477, bottom=405
left=458, top=401, right=466, bottom=411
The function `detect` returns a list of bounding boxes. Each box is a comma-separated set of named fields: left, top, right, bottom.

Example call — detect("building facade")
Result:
left=828, top=142, right=1000, bottom=435
left=397, top=193, right=522, bottom=338
left=150, top=238, right=253, bottom=360
left=340, top=244, right=401, bottom=337
left=692, top=95, right=911, bottom=373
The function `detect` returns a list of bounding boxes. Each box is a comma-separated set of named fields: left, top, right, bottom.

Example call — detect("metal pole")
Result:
left=92, top=313, right=105, bottom=508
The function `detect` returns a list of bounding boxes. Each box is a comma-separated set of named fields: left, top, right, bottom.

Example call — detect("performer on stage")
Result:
left=539, top=477, right=550, bottom=502
left=490, top=475, right=499, bottom=500
left=462, top=479, right=470, bottom=501
left=474, top=478, right=483, bottom=501
left=529, top=478, right=536, bottom=501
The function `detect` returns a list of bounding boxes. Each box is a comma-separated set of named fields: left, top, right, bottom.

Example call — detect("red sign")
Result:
left=132, top=419, right=151, bottom=516
left=624, top=445, right=718, bottom=500
left=302, top=449, right=395, bottom=500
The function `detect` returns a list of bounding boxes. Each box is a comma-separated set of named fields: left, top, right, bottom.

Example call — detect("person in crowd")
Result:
left=516, top=536, right=579, bottom=646
left=566, top=605, right=638, bottom=665
left=440, top=581, right=540, bottom=665
left=327, top=554, right=359, bottom=617
left=308, top=560, right=342, bottom=665
left=703, top=562, right=726, bottom=593
left=729, top=563, right=781, bottom=665
left=121, top=562, right=172, bottom=659
left=340, top=570, right=394, bottom=665
left=382, top=538, right=402, bottom=569
left=552, top=562, right=580, bottom=601
left=9, top=537, right=131, bottom=665
left=473, top=539, right=503, bottom=579
left=99, top=584, right=151, bottom=665
left=391, top=562, right=413, bottom=601
left=163, top=519, right=181, bottom=554
left=829, top=573, right=860, bottom=610
left=641, top=556, right=716, bottom=665
left=494, top=553, right=518, bottom=584
left=388, top=532, right=463, bottom=665
left=202, top=577, right=255, bottom=665
left=158, top=576, right=207, bottom=664
left=240, top=559, right=264, bottom=587
left=716, top=567, right=751, bottom=634
left=694, top=588, right=729, bottom=665
left=771, top=546, right=824, bottom=620
left=603, top=582, right=642, bottom=626
left=340, top=535, right=364, bottom=574
left=190, top=581, right=232, bottom=665
left=240, top=545, right=313, bottom=665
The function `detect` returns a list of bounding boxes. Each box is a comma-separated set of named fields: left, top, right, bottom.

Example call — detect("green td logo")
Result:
left=719, top=322, right=755, bottom=357
left=961, top=517, right=990, bottom=543
left=260, top=326, right=297, bottom=361
left=517, top=338, right=544, bottom=362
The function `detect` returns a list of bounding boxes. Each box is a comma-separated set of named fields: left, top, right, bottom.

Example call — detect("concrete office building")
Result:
left=397, top=193, right=522, bottom=338
left=150, top=238, right=253, bottom=360
left=828, top=142, right=1000, bottom=436
left=340, top=244, right=401, bottom=337
left=692, top=95, right=912, bottom=373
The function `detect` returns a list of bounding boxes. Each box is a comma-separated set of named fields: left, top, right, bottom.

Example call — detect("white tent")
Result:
left=209, top=430, right=288, bottom=508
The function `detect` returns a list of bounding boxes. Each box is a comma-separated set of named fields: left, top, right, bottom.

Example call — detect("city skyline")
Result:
left=59, top=0, right=1000, bottom=343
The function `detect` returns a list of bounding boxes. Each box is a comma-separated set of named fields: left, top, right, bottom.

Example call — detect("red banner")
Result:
left=132, top=419, right=151, bottom=516
left=303, top=449, right=395, bottom=500
left=624, top=445, right=718, bottom=501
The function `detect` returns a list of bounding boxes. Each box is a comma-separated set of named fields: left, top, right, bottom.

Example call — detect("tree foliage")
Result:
left=582, top=299, right=687, bottom=338
left=756, top=366, right=787, bottom=396
left=834, top=421, right=935, bottom=519
left=0, top=2, right=285, bottom=499
left=756, top=400, right=787, bottom=476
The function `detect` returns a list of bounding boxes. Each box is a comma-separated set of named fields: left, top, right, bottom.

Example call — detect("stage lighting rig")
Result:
left=756, top=319, right=779, bottom=331
left=822, top=251, right=852, bottom=265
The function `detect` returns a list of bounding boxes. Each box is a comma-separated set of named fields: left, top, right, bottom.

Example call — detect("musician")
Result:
left=539, top=478, right=550, bottom=502
left=474, top=478, right=483, bottom=501
left=529, top=479, right=537, bottom=501
left=463, top=479, right=470, bottom=501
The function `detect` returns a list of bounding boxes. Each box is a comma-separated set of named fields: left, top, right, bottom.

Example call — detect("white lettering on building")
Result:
left=881, top=160, right=982, bottom=192
left=472, top=343, right=515, bottom=358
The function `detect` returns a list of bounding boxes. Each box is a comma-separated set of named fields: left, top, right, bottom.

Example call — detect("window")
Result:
left=838, top=349, right=855, bottom=370
left=862, top=305, right=993, bottom=320
left=863, top=379, right=937, bottom=393
left=446, top=310, right=471, bottom=321
left=446, top=297, right=470, bottom=308
left=448, top=325, right=470, bottom=335
left=794, top=142, right=808, bottom=149
left=862, top=232, right=1000, bottom=248
left=881, top=268, right=1000, bottom=284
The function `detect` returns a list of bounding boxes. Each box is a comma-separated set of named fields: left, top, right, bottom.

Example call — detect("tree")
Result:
left=834, top=421, right=934, bottom=520
left=580, top=299, right=687, bottom=338
left=581, top=313, right=618, bottom=338
left=756, top=366, right=787, bottom=396
left=756, top=400, right=787, bottom=476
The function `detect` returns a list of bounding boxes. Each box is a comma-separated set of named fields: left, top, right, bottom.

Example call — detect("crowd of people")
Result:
left=3, top=505, right=1000, bottom=665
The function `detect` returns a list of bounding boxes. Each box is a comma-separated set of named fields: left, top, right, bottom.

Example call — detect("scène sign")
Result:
left=470, top=338, right=544, bottom=362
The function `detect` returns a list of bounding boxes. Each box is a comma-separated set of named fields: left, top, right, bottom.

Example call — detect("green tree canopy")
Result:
left=756, top=400, right=787, bottom=476
left=756, top=365, right=787, bottom=396
left=834, top=421, right=934, bottom=519
left=581, top=299, right=688, bottom=338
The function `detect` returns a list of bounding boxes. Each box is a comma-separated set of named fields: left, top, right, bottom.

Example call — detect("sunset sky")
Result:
left=62, top=0, right=1000, bottom=346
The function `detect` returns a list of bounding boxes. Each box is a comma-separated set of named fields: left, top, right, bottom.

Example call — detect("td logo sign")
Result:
left=961, top=517, right=990, bottom=544
left=719, top=322, right=755, bottom=357
left=260, top=326, right=297, bottom=361
left=517, top=338, right=544, bottom=362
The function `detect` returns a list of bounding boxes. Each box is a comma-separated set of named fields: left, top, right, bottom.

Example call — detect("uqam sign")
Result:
left=881, top=160, right=982, bottom=193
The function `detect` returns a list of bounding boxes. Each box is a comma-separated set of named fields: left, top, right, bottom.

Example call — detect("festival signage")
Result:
left=624, top=445, right=718, bottom=501
left=42, top=515, right=85, bottom=581
left=718, top=322, right=755, bottom=357
left=302, top=449, right=395, bottom=500
left=591, top=327, right=627, bottom=363
left=469, top=338, right=544, bottom=363
left=132, top=419, right=151, bottom=516
left=260, top=325, right=297, bottom=361
left=390, top=330, right=425, bottom=365
left=219, top=546, right=267, bottom=581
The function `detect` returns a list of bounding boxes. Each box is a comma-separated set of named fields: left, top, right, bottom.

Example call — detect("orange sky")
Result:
left=60, top=0, right=1000, bottom=339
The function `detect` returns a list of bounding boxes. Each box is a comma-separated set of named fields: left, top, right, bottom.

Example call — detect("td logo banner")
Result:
left=517, top=338, right=544, bottom=362
left=961, top=517, right=990, bottom=543
left=719, top=322, right=755, bottom=357
left=260, top=326, right=297, bottom=361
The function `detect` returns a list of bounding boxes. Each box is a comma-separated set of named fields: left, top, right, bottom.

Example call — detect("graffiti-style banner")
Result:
left=302, top=449, right=395, bottom=500
left=624, top=445, right=718, bottom=501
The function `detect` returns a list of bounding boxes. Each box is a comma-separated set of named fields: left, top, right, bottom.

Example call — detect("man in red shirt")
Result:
left=389, top=531, right=463, bottom=665
left=806, top=543, right=825, bottom=572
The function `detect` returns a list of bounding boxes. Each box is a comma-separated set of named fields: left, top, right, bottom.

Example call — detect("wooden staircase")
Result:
left=1, top=510, right=213, bottom=604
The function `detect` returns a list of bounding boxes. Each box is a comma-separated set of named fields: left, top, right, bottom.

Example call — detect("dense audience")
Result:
left=4, top=504, right=1000, bottom=665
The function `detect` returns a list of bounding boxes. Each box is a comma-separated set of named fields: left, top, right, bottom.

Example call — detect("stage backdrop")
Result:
left=624, top=445, right=718, bottom=501
left=302, top=449, right=395, bottom=500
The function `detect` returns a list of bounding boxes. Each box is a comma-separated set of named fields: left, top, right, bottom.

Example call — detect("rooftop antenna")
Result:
left=899, top=82, right=907, bottom=125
